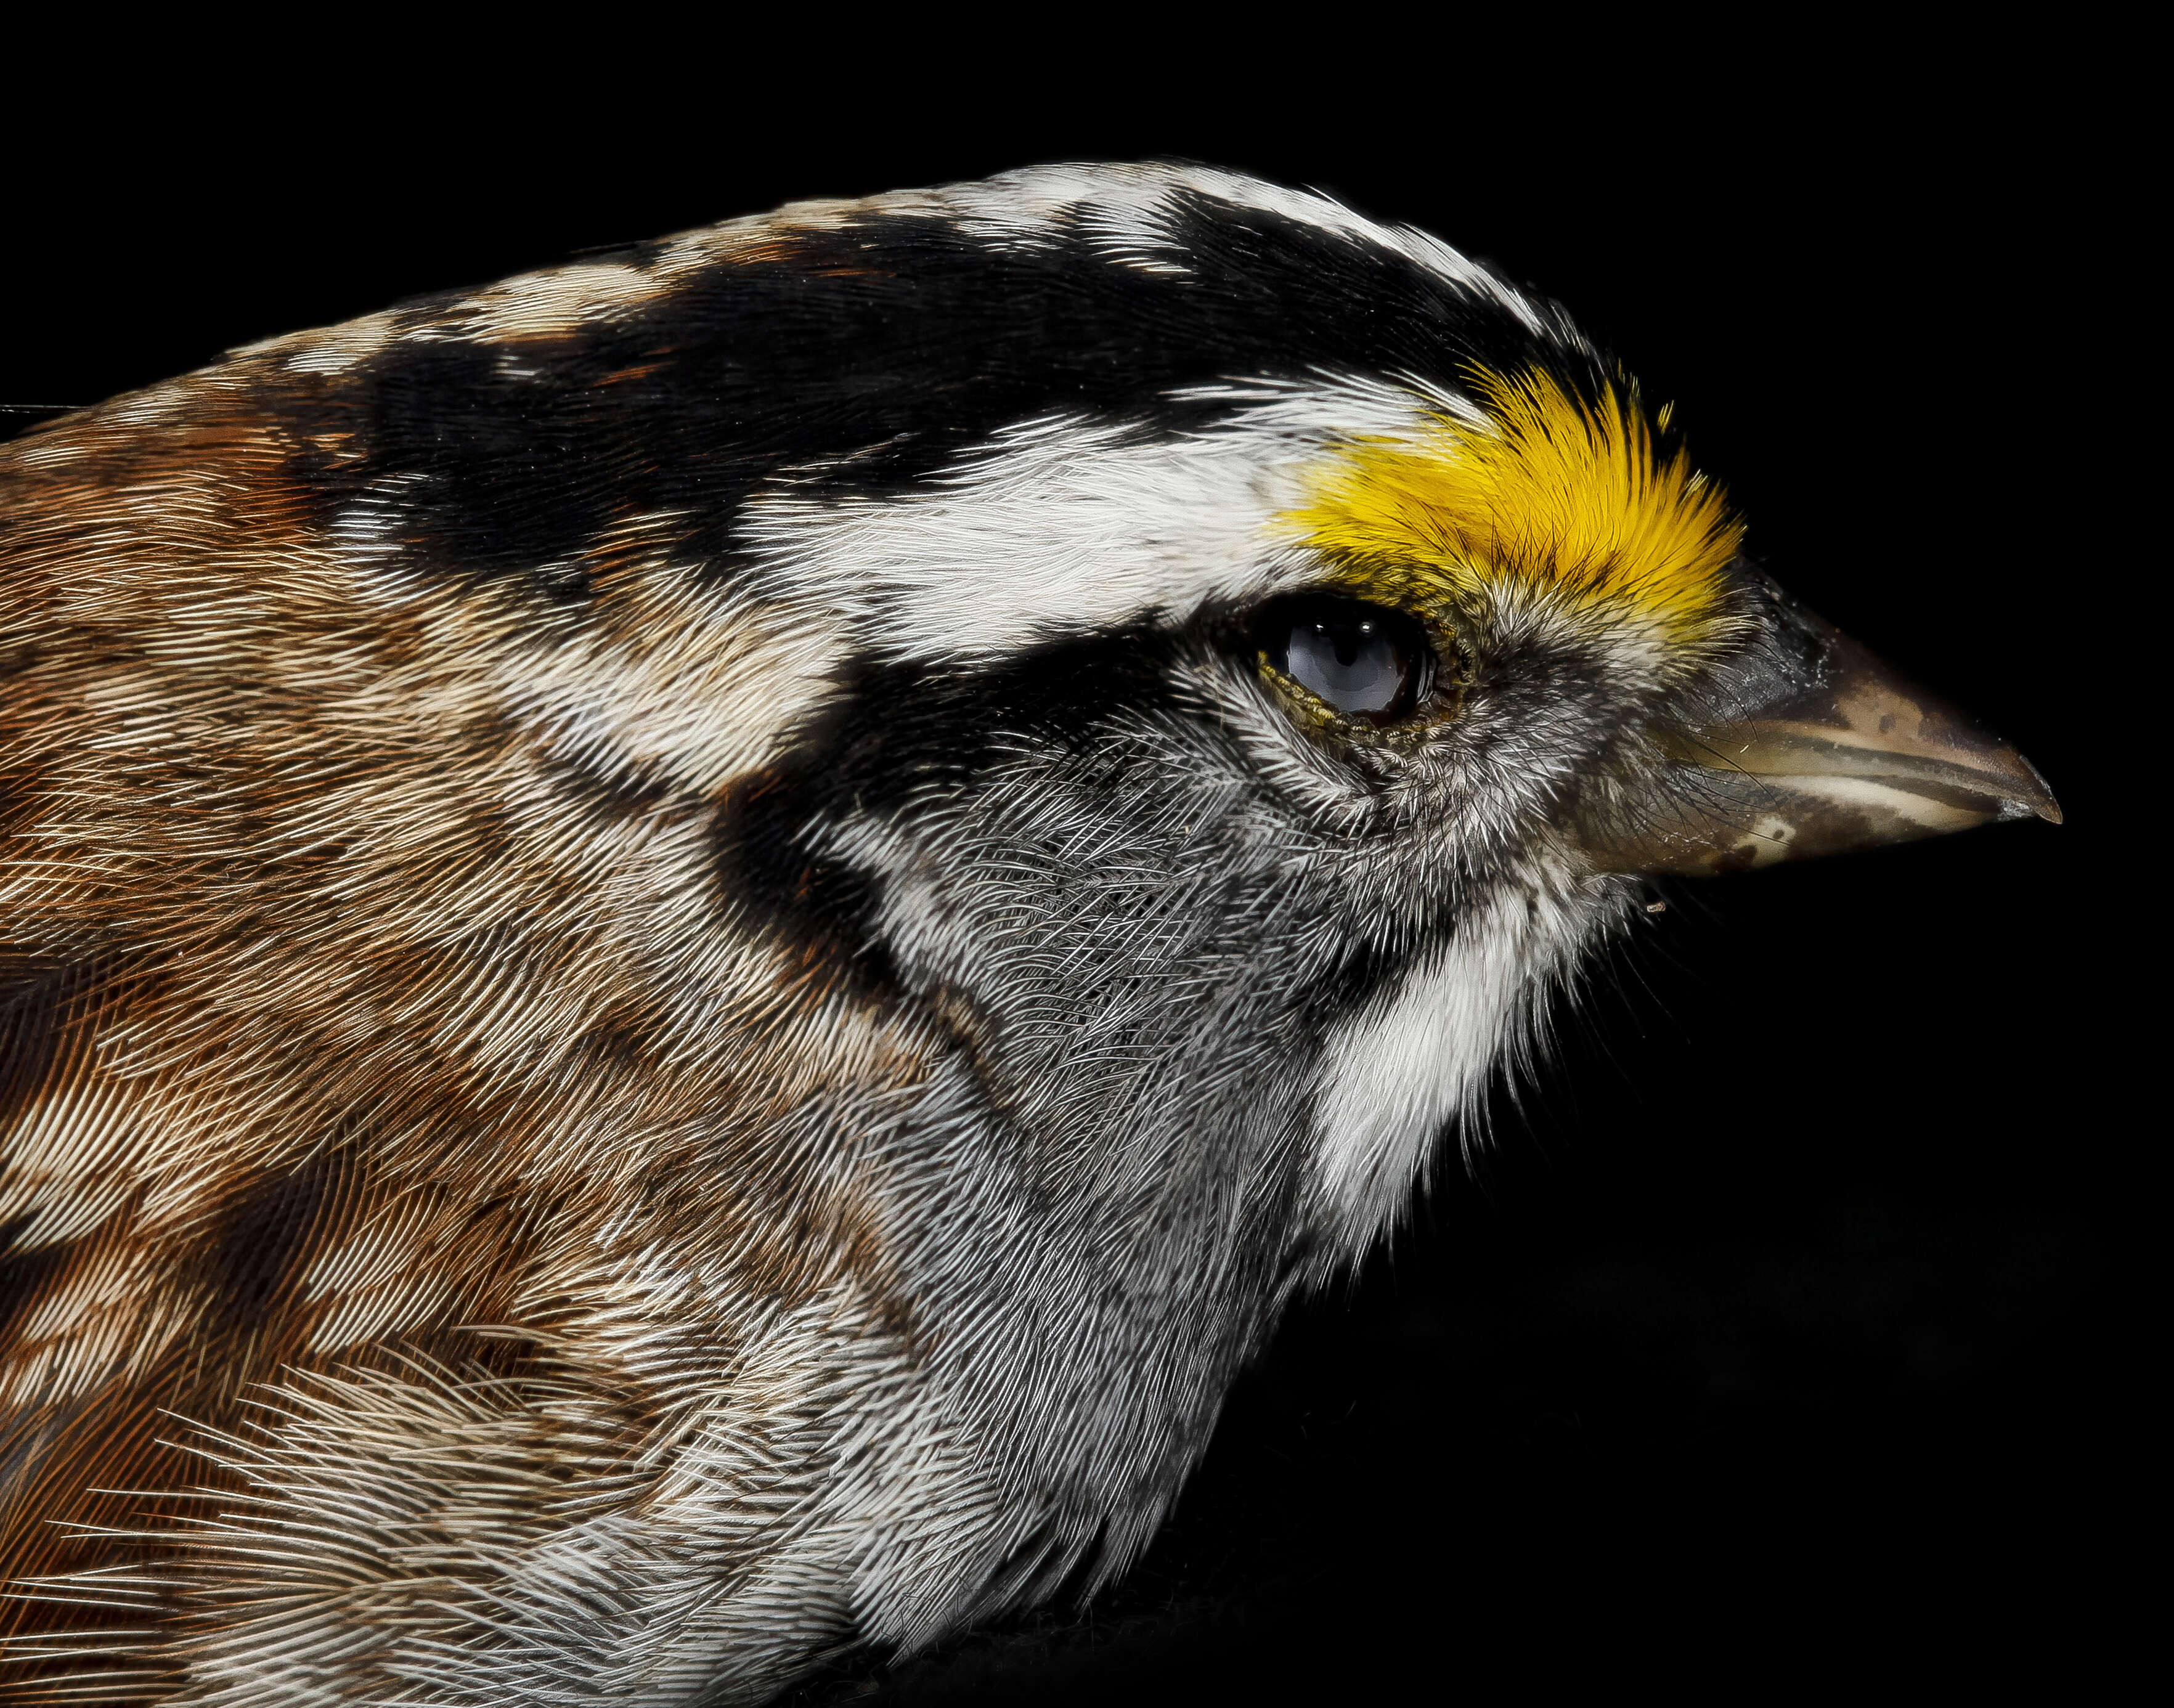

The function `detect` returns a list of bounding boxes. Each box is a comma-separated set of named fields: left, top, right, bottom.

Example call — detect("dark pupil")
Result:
left=1260, top=596, right=1425, bottom=722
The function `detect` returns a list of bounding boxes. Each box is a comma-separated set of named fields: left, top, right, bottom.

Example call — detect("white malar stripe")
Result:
left=740, top=386, right=1435, bottom=667
left=1308, top=883, right=1590, bottom=1261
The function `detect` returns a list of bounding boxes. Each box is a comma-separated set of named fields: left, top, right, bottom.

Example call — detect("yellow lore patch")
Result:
left=1287, top=368, right=1743, bottom=645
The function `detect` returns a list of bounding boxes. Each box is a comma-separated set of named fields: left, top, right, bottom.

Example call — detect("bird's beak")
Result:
left=1582, top=577, right=2061, bottom=877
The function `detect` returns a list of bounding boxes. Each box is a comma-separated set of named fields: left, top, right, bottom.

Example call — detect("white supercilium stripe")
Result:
left=739, top=385, right=1431, bottom=667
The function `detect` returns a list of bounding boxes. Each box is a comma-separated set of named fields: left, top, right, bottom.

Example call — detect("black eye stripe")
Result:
left=1251, top=595, right=1432, bottom=726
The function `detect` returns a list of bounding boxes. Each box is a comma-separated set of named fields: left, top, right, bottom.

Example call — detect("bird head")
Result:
left=649, top=165, right=2061, bottom=1267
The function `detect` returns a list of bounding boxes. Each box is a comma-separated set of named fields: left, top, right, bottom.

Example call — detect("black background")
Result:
left=5, top=65, right=2131, bottom=1702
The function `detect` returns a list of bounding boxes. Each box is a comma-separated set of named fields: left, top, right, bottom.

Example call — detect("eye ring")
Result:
left=1248, top=593, right=1443, bottom=728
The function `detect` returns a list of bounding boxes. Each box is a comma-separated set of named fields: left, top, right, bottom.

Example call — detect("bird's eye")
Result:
left=1254, top=595, right=1432, bottom=725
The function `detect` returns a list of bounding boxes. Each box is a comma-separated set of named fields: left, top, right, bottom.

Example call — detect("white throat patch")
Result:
left=1308, top=879, right=1597, bottom=1262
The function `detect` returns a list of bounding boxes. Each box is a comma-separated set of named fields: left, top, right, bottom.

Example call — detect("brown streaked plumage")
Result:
left=2, top=367, right=926, bottom=1699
